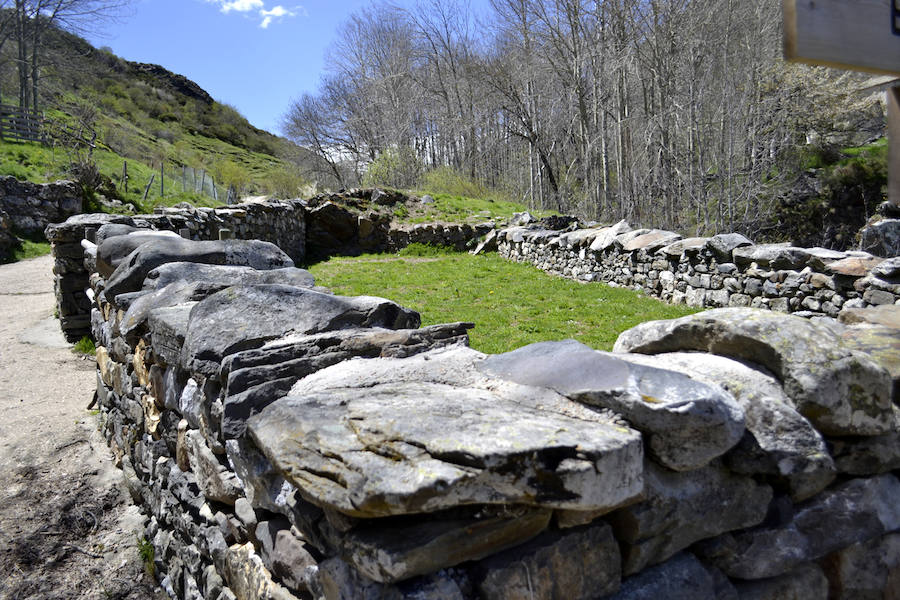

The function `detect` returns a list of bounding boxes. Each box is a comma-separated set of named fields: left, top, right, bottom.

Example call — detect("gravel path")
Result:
left=0, top=255, right=163, bottom=599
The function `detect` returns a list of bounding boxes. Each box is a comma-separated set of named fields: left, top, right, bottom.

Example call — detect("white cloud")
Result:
left=259, top=4, right=297, bottom=28
left=205, top=0, right=303, bottom=28
left=211, top=0, right=264, bottom=13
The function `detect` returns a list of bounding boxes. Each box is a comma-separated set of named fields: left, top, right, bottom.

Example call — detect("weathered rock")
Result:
left=96, top=230, right=182, bottom=278
left=148, top=303, right=196, bottom=366
left=828, top=407, right=900, bottom=475
left=143, top=262, right=315, bottom=291
left=180, top=285, right=420, bottom=375
left=821, top=532, right=900, bottom=599
left=608, top=460, right=771, bottom=574
left=589, top=220, right=632, bottom=252
left=620, top=352, right=835, bottom=501
left=475, top=521, right=621, bottom=600
left=185, top=430, right=243, bottom=505
left=732, top=244, right=810, bottom=270
left=603, top=553, right=729, bottom=600
left=221, top=324, right=472, bottom=439
left=104, top=238, right=295, bottom=299
left=860, top=218, right=900, bottom=258
left=614, top=308, right=895, bottom=436
left=248, top=370, right=644, bottom=517
left=122, top=281, right=230, bottom=336
left=696, top=474, right=900, bottom=579
left=478, top=340, right=744, bottom=471
left=224, top=542, right=297, bottom=600
left=732, top=563, right=828, bottom=600
left=225, top=438, right=295, bottom=517
left=317, top=558, right=401, bottom=600
left=254, top=518, right=319, bottom=594
left=658, top=237, right=709, bottom=258
left=622, top=230, right=682, bottom=253
left=343, top=507, right=552, bottom=583
left=826, top=255, right=884, bottom=278
left=805, top=247, right=850, bottom=270
left=839, top=304, right=900, bottom=329
left=705, top=233, right=753, bottom=263
left=839, top=323, right=900, bottom=402
left=471, top=229, right=498, bottom=255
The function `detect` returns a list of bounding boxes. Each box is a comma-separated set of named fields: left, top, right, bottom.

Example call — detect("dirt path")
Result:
left=0, top=255, right=163, bottom=599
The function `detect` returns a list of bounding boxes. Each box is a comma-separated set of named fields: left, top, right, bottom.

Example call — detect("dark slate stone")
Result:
left=180, top=285, right=420, bottom=376
left=104, top=238, right=294, bottom=299
left=143, top=262, right=315, bottom=291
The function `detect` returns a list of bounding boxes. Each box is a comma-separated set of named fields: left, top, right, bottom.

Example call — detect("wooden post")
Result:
left=142, top=174, right=156, bottom=204
left=160, top=162, right=165, bottom=197
left=890, top=86, right=900, bottom=208
left=121, top=161, right=128, bottom=193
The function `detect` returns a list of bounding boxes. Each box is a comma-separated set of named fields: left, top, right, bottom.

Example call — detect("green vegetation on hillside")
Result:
left=0, top=23, right=311, bottom=213
left=309, top=251, right=698, bottom=354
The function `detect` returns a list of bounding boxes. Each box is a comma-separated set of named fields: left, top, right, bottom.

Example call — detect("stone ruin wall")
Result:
left=0, top=176, right=82, bottom=259
left=497, top=220, right=900, bottom=319
left=43, top=203, right=900, bottom=599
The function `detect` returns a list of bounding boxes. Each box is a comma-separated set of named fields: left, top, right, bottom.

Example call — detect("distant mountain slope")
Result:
left=0, top=19, right=310, bottom=211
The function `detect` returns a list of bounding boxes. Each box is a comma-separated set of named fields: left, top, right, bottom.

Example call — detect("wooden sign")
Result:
left=783, top=0, right=900, bottom=77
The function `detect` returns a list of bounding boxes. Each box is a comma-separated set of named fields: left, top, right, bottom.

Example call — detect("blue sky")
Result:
left=87, top=0, right=491, bottom=136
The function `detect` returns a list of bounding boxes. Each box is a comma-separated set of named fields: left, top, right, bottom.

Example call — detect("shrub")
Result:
left=420, top=166, right=491, bottom=199
left=363, top=146, right=422, bottom=189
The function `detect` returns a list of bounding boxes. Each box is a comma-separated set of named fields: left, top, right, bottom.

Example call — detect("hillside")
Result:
left=0, top=21, right=309, bottom=213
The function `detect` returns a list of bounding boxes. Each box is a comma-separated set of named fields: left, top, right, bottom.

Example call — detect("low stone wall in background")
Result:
left=82, top=224, right=899, bottom=600
left=46, top=197, right=487, bottom=343
left=0, top=176, right=82, bottom=236
left=498, top=219, right=900, bottom=319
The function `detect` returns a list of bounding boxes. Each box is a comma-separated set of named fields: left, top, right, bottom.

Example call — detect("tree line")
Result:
left=284, top=0, right=875, bottom=237
left=0, top=0, right=129, bottom=114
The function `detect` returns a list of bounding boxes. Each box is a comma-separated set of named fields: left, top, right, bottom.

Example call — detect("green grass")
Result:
left=404, top=192, right=556, bottom=224
left=73, top=336, right=96, bottom=356
left=11, top=238, right=52, bottom=261
left=309, top=252, right=698, bottom=354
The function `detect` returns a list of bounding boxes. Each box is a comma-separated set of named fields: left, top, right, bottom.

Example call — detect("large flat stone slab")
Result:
left=220, top=324, right=472, bottom=439
left=614, top=308, right=895, bottom=436
left=180, top=285, right=420, bottom=376
left=104, top=237, right=295, bottom=299
left=144, top=262, right=315, bottom=291
left=248, top=376, right=643, bottom=518
left=477, top=340, right=744, bottom=471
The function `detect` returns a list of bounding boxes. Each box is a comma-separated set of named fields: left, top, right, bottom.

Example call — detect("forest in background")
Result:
left=284, top=0, right=889, bottom=246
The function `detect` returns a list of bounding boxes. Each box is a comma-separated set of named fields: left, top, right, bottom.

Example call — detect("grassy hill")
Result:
left=0, top=23, right=310, bottom=213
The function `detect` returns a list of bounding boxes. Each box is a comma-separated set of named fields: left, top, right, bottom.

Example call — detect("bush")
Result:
left=363, top=146, right=422, bottom=189
left=419, top=166, right=491, bottom=199
left=263, top=167, right=308, bottom=198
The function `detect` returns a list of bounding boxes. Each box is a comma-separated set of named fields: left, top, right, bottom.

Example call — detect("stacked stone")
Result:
left=498, top=220, right=900, bottom=318
left=47, top=199, right=308, bottom=342
left=83, top=219, right=900, bottom=599
left=0, top=176, right=82, bottom=236
left=387, top=222, right=493, bottom=252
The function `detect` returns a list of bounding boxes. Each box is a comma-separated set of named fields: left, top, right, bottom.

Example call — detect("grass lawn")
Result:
left=308, top=250, right=698, bottom=354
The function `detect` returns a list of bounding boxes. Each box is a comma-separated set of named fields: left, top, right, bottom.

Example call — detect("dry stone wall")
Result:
left=0, top=176, right=82, bottom=236
left=76, top=220, right=899, bottom=600
left=498, top=219, right=900, bottom=318
left=46, top=200, right=307, bottom=342
left=46, top=196, right=486, bottom=342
